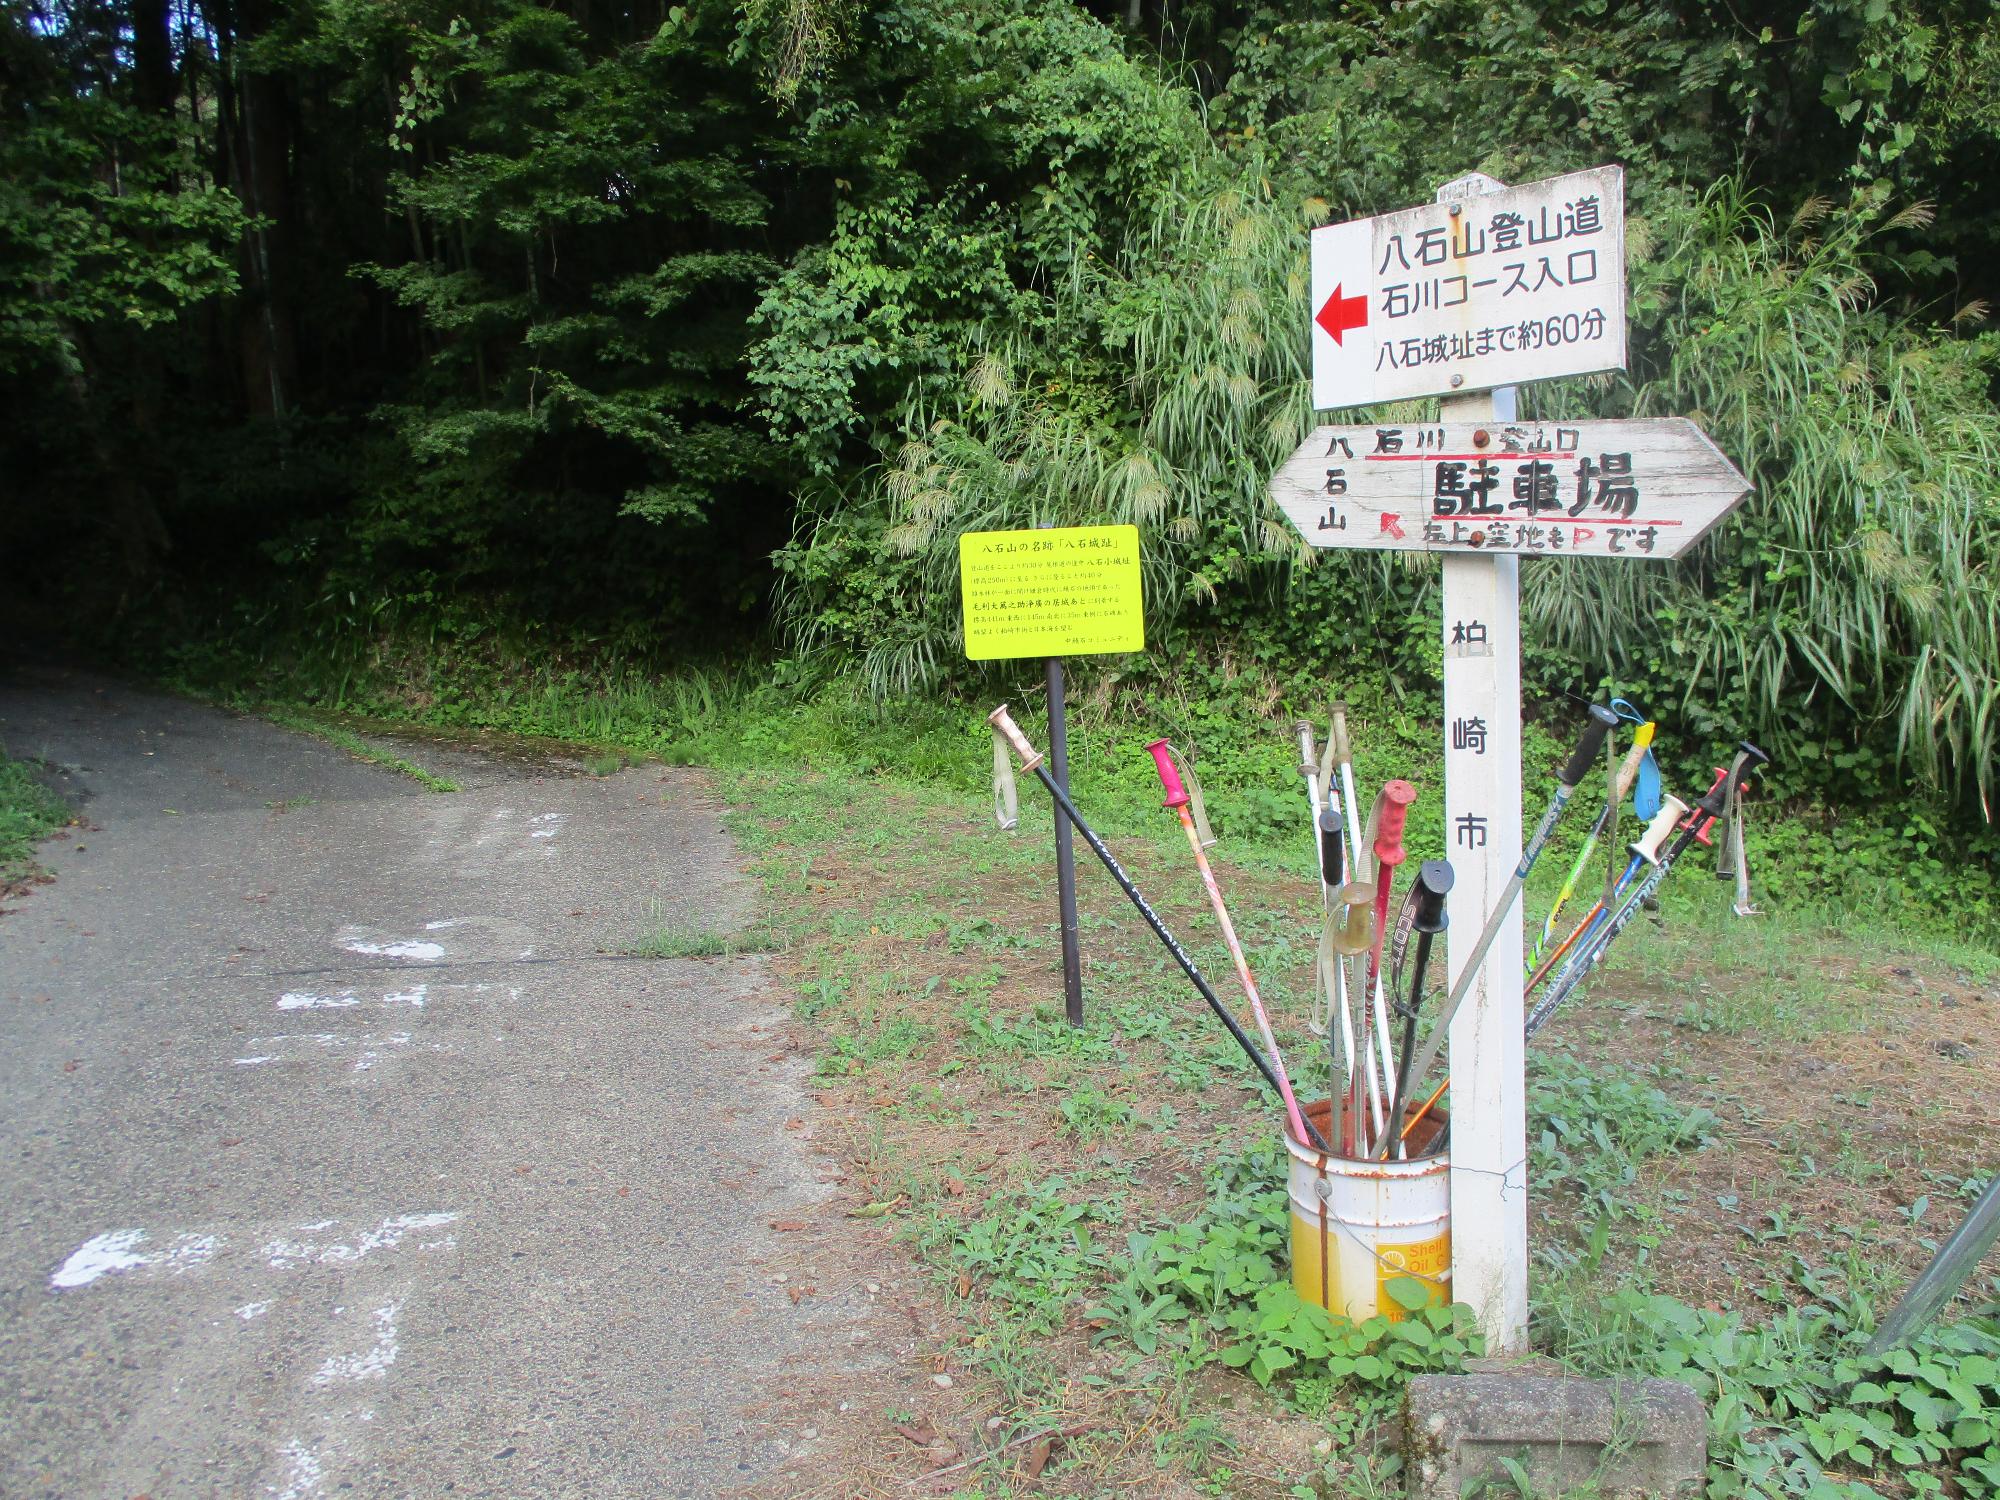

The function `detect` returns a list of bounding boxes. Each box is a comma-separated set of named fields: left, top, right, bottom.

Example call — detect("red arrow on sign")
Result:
left=1315, top=282, right=1369, bottom=345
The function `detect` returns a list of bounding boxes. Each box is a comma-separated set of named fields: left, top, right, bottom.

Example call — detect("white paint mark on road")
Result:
left=238, top=1300, right=272, bottom=1320
left=334, top=925, right=446, bottom=961
left=349, top=939, right=444, bottom=961
left=529, top=812, right=565, bottom=840
left=52, top=1229, right=219, bottom=1289
left=51, top=1230, right=148, bottom=1287
left=234, top=1055, right=281, bottom=1066
left=312, top=1301, right=403, bottom=1386
left=261, top=1213, right=460, bottom=1269
left=278, top=990, right=360, bottom=1011
left=276, top=986, right=426, bottom=1013
left=271, top=1437, right=326, bottom=1499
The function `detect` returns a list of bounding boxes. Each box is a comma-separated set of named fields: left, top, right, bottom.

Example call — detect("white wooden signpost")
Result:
left=1275, top=168, right=1751, bottom=1352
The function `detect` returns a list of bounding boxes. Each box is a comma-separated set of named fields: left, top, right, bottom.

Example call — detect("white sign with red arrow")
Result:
left=1310, top=166, right=1627, bottom=410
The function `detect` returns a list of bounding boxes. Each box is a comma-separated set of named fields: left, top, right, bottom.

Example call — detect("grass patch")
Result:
left=624, top=921, right=783, bottom=958
left=0, top=747, right=71, bottom=884
left=264, top=709, right=460, bottom=792
left=710, top=753, right=2000, bottom=1493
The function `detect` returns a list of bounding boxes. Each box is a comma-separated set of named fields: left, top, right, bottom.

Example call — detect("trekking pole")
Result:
left=1536, top=777, right=1716, bottom=1002
left=1405, top=789, right=1665, bottom=1142
left=1400, top=1075, right=1451, bottom=1145
left=1360, top=780, right=1415, bottom=1142
left=1525, top=721, right=1655, bottom=976
left=1297, top=721, right=1327, bottom=883
left=1377, top=860, right=1453, bottom=1161
left=1525, top=793, right=1688, bottom=996
left=1316, top=810, right=1362, bottom=1153
left=1146, top=739, right=1319, bottom=1153
left=1326, top=830, right=1381, bottom=1153
left=1329, top=703, right=1363, bottom=871
left=1299, top=721, right=1353, bottom=1128
left=1526, top=743, right=1770, bottom=1038
left=1383, top=704, right=1622, bottom=1115
left=1530, top=766, right=1734, bottom=1021
left=1329, top=703, right=1392, bottom=1151
left=986, top=706, right=1325, bottom=1147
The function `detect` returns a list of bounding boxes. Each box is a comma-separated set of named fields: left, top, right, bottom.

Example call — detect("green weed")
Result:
left=1529, top=1052, right=1717, bottom=1227
left=925, top=1175, right=1123, bottom=1331
left=0, top=748, right=70, bottom=879
left=817, top=1011, right=932, bottom=1076
left=1055, top=1084, right=1137, bottom=1141
left=625, top=922, right=783, bottom=958
left=961, top=1000, right=1123, bottom=1063
left=263, top=709, right=460, bottom=791
left=1085, top=1135, right=1482, bottom=1440
left=1542, top=1265, right=2000, bottom=1500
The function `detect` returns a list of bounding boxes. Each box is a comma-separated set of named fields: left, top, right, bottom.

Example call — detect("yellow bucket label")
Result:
left=1374, top=1232, right=1451, bottom=1322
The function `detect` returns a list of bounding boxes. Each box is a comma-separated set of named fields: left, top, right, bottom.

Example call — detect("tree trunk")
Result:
left=214, top=0, right=298, bottom=419
left=132, top=0, right=177, bottom=114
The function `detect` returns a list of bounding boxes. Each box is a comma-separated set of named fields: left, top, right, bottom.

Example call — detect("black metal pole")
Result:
left=1047, top=658, right=1085, bottom=1027
left=989, top=703, right=1330, bottom=1151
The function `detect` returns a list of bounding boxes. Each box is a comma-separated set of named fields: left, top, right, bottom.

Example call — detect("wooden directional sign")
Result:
left=1311, top=167, right=1626, bottom=409
left=1270, top=417, right=1749, bottom=561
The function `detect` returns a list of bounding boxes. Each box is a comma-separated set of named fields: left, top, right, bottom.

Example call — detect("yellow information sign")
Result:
left=959, top=525, right=1145, bottom=661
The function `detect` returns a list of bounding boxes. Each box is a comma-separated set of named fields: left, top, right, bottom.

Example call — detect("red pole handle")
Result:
left=1681, top=766, right=1728, bottom=846
left=1145, top=740, right=1189, bottom=809
left=1373, top=780, right=1417, bottom=866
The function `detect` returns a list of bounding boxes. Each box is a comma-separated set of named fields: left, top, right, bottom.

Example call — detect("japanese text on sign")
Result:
left=959, top=525, right=1146, bottom=661
left=1310, top=166, right=1627, bottom=408
left=1270, top=418, right=1750, bottom=562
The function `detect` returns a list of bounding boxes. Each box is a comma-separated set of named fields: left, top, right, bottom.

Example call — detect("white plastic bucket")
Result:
left=1285, top=1098, right=1450, bottom=1323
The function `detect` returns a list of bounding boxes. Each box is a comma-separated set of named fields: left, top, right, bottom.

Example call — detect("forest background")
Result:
left=3, top=0, right=1998, bottom=935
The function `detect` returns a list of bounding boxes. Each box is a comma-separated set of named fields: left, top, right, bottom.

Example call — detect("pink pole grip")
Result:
left=1373, top=779, right=1417, bottom=865
left=1146, top=739, right=1189, bottom=809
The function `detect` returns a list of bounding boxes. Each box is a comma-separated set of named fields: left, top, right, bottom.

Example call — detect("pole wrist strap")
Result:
left=991, top=726, right=1019, bottom=831
left=1158, top=742, right=1218, bottom=849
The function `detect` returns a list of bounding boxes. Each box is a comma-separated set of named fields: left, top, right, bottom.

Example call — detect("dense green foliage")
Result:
left=3, top=0, right=1997, bottom=831
left=1555, top=1277, right=2000, bottom=1500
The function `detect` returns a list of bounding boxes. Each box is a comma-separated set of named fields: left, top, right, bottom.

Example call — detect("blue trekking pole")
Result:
left=1526, top=743, right=1770, bottom=1038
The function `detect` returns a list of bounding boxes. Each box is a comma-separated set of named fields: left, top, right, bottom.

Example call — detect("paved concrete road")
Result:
left=0, top=666, right=858, bottom=1498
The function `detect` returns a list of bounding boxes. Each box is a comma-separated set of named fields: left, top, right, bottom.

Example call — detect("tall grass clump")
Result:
left=1529, top=182, right=2000, bottom=821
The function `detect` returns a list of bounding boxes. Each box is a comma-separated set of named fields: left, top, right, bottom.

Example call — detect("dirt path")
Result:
left=0, top=665, right=879, bottom=1498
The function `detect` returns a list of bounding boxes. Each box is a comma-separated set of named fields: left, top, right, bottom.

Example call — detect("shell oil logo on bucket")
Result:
left=1375, top=1232, right=1450, bottom=1322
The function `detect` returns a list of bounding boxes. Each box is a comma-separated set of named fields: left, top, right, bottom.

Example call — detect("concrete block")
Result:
left=1404, top=1373, right=1707, bottom=1499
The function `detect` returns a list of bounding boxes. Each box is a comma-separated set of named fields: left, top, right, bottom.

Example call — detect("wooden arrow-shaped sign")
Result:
left=1270, top=417, right=1749, bottom=561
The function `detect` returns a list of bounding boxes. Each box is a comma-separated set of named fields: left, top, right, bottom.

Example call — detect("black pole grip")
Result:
left=1411, top=859, right=1454, bottom=933
left=1318, top=810, right=1345, bottom=888
left=1729, top=741, right=1771, bottom=792
left=1558, top=704, right=1622, bottom=787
